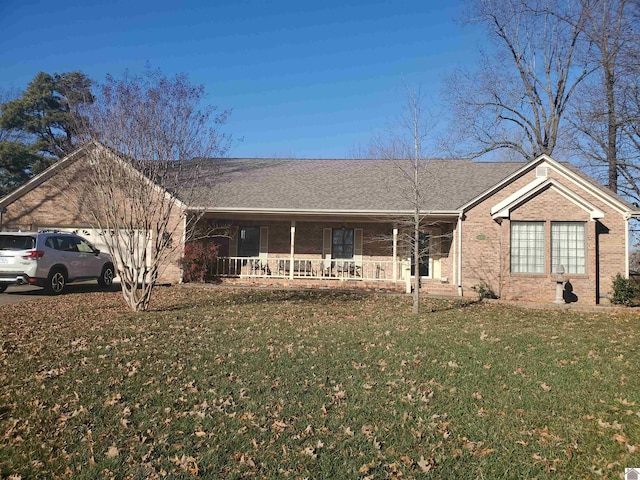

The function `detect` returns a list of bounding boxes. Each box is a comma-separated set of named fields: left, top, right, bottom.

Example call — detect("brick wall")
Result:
left=2, top=155, right=186, bottom=284
left=462, top=165, right=629, bottom=304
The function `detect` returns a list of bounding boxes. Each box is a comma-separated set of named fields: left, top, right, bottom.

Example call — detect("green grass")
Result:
left=1, top=286, right=640, bottom=479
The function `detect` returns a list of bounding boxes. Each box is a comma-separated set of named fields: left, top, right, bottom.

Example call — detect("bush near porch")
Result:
left=182, top=241, right=219, bottom=283
left=1, top=286, right=639, bottom=478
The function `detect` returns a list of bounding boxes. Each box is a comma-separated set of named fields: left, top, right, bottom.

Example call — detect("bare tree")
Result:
left=75, top=69, right=232, bottom=311
left=558, top=0, right=639, bottom=193
left=618, top=73, right=640, bottom=201
left=371, top=86, right=443, bottom=315
left=445, top=0, right=590, bottom=161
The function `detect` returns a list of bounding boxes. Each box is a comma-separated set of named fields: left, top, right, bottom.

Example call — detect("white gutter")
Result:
left=626, top=216, right=630, bottom=278
left=457, top=212, right=463, bottom=296
left=180, top=214, right=187, bottom=283
left=187, top=207, right=461, bottom=217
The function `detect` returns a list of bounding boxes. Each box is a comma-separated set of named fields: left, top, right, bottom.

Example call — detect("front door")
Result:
left=411, top=232, right=430, bottom=277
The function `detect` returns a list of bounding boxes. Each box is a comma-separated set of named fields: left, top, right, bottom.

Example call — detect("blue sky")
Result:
left=0, top=0, right=482, bottom=158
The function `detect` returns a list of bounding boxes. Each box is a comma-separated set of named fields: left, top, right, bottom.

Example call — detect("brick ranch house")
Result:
left=0, top=145, right=638, bottom=305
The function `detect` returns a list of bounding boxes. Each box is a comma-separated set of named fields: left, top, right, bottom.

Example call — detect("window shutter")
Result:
left=259, top=226, right=269, bottom=258
left=322, top=228, right=332, bottom=259
left=354, top=228, right=363, bottom=256
left=229, top=226, right=239, bottom=257
left=354, top=228, right=363, bottom=265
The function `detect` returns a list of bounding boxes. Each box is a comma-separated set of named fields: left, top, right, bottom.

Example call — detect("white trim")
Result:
left=392, top=227, right=398, bottom=281
left=189, top=207, right=461, bottom=217
left=491, top=177, right=605, bottom=221
left=0, top=143, right=94, bottom=208
left=457, top=213, right=463, bottom=296
left=626, top=217, right=630, bottom=278
left=180, top=214, right=187, bottom=283
left=462, top=154, right=640, bottom=216
left=490, top=176, right=547, bottom=215
left=98, top=145, right=189, bottom=211
left=290, top=221, right=295, bottom=280
left=0, top=141, right=189, bottom=212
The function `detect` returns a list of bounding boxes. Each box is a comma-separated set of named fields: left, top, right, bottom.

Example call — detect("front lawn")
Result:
left=1, top=287, right=639, bottom=478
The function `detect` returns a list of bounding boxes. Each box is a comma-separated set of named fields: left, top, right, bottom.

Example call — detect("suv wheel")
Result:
left=45, top=268, right=66, bottom=295
left=98, top=264, right=115, bottom=289
left=0, top=285, right=7, bottom=293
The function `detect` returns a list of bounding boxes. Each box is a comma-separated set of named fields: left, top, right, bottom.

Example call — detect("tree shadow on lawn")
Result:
left=156, top=285, right=479, bottom=313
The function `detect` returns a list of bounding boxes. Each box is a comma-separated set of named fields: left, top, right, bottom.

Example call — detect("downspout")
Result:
left=457, top=212, right=463, bottom=296
left=625, top=215, right=630, bottom=278
left=180, top=213, right=188, bottom=284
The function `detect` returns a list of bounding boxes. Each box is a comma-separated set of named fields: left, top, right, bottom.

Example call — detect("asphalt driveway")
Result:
left=0, top=283, right=120, bottom=306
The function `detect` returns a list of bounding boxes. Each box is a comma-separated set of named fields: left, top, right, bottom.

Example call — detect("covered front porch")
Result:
left=196, top=215, right=459, bottom=295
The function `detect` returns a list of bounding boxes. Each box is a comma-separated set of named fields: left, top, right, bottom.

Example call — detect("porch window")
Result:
left=511, top=222, right=545, bottom=273
left=332, top=228, right=354, bottom=259
left=238, top=226, right=260, bottom=257
left=551, top=222, right=586, bottom=274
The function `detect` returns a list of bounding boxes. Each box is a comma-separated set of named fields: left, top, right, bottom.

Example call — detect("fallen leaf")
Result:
left=302, top=446, right=317, bottom=459
left=613, top=433, right=628, bottom=444
left=105, top=446, right=119, bottom=459
left=361, top=425, right=374, bottom=437
left=473, top=448, right=495, bottom=457
left=417, top=455, right=433, bottom=473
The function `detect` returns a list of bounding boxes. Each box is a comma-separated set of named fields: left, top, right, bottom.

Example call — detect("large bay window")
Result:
left=511, top=222, right=545, bottom=273
left=551, top=222, right=586, bottom=274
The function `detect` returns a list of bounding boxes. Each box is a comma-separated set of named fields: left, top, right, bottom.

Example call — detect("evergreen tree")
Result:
left=0, top=71, right=94, bottom=194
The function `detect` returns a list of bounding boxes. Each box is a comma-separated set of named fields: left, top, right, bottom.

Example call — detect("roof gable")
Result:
left=491, top=177, right=605, bottom=220
left=462, top=154, right=640, bottom=216
left=0, top=145, right=91, bottom=209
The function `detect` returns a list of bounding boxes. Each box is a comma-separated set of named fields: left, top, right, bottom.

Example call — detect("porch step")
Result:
left=419, top=281, right=458, bottom=296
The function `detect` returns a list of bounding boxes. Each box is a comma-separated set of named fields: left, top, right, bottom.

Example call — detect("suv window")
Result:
left=76, top=239, right=95, bottom=253
left=0, top=235, right=36, bottom=250
left=46, top=236, right=78, bottom=252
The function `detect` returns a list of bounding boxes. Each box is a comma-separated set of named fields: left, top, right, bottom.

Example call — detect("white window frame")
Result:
left=551, top=222, right=586, bottom=274
left=511, top=221, right=545, bottom=274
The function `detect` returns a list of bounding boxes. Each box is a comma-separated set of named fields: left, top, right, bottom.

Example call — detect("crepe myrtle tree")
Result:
left=76, top=69, right=233, bottom=311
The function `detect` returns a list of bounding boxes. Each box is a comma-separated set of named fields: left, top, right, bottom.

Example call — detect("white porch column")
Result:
left=290, top=221, right=296, bottom=280
left=392, top=227, right=398, bottom=281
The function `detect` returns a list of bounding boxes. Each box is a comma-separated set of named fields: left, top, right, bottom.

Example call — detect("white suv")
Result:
left=0, top=231, right=115, bottom=294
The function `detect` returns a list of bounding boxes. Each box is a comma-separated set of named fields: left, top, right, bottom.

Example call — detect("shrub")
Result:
left=473, top=282, right=498, bottom=299
left=610, top=273, right=639, bottom=306
left=183, top=241, right=218, bottom=283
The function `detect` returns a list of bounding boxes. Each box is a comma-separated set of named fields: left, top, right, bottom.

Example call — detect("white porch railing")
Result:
left=212, top=257, right=406, bottom=283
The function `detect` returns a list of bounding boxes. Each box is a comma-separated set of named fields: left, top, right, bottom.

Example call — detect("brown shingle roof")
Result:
left=181, top=158, right=527, bottom=212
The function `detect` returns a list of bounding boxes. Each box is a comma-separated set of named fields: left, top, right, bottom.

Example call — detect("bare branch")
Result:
left=71, top=69, right=233, bottom=311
